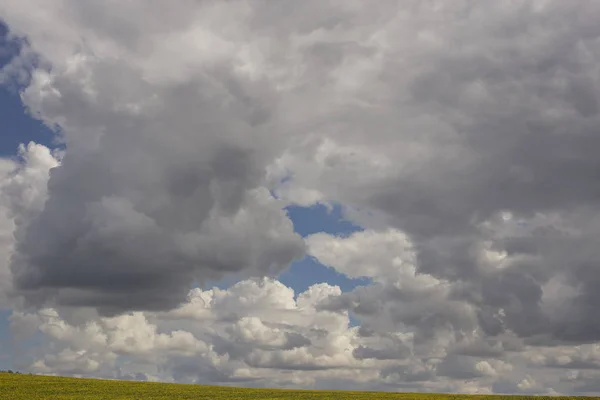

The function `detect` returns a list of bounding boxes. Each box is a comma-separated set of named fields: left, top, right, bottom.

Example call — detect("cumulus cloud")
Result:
left=305, top=228, right=600, bottom=394
left=9, top=279, right=357, bottom=385
left=1, top=0, right=306, bottom=313
left=269, top=0, right=600, bottom=345
left=8, top=277, right=598, bottom=394
left=3, top=0, right=600, bottom=395
left=0, top=142, right=59, bottom=307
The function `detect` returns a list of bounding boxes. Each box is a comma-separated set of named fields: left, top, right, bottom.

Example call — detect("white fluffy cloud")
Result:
left=306, top=229, right=417, bottom=282
left=7, top=275, right=598, bottom=394
left=10, top=279, right=354, bottom=386
left=3, top=0, right=600, bottom=395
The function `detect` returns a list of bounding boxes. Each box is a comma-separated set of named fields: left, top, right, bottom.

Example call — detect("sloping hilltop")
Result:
left=0, top=372, right=593, bottom=400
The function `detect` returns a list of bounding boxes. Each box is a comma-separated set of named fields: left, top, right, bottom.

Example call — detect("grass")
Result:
left=0, top=372, right=592, bottom=400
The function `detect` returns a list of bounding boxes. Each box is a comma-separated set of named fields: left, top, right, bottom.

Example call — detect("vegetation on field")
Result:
left=0, top=372, right=593, bottom=400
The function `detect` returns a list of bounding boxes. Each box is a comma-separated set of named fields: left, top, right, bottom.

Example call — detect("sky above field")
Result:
left=2, top=1, right=600, bottom=395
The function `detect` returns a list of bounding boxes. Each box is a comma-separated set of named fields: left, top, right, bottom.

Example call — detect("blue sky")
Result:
left=279, top=204, right=368, bottom=294
left=0, top=23, right=368, bottom=371
left=0, top=23, right=55, bottom=157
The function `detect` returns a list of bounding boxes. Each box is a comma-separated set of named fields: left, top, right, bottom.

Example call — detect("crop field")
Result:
left=0, top=372, right=592, bottom=400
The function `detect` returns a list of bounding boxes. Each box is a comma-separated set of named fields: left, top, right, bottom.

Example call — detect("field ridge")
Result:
left=0, top=372, right=593, bottom=399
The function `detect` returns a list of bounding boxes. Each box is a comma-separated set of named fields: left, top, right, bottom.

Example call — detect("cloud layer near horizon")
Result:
left=3, top=0, right=600, bottom=394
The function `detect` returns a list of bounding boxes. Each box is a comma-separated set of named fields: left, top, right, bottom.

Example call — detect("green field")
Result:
left=0, top=372, right=593, bottom=400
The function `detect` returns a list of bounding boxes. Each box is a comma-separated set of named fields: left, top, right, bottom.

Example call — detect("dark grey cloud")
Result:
left=380, top=364, right=436, bottom=383
left=1, top=3, right=306, bottom=314
left=353, top=342, right=410, bottom=361
left=435, top=355, right=488, bottom=380
left=449, top=338, right=508, bottom=359
left=273, top=0, right=600, bottom=347
left=364, top=2, right=600, bottom=342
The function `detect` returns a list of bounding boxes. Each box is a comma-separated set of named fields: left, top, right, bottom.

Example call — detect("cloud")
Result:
left=309, top=230, right=478, bottom=348
left=3, top=0, right=600, bottom=394
left=306, top=229, right=415, bottom=282
left=0, top=142, right=59, bottom=308
left=304, top=228, right=600, bottom=393
left=1, top=0, right=306, bottom=313
left=267, top=0, right=600, bottom=344
left=10, top=276, right=600, bottom=394
left=9, top=279, right=359, bottom=385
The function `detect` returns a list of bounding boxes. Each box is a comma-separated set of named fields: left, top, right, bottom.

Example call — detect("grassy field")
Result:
left=0, top=372, right=592, bottom=400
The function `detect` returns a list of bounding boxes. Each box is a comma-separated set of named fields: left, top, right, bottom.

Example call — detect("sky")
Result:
left=2, top=0, right=600, bottom=395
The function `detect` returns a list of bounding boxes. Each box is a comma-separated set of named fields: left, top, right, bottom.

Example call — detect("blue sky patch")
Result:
left=285, top=203, right=362, bottom=238
left=0, top=22, right=55, bottom=157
